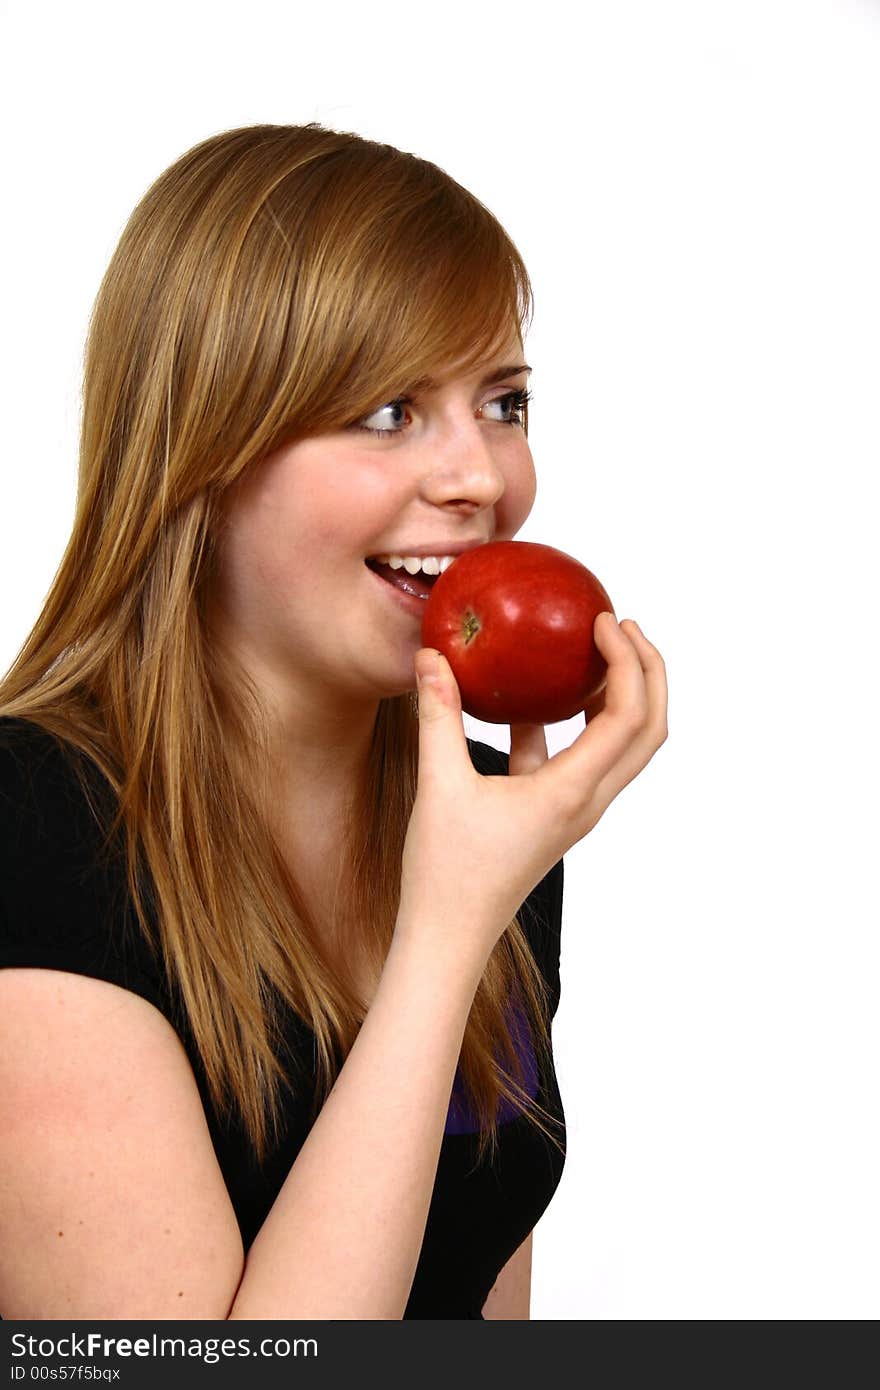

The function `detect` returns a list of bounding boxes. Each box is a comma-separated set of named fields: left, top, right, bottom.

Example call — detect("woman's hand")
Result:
left=397, top=612, right=668, bottom=963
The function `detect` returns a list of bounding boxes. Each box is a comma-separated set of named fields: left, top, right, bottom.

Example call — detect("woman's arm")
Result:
left=0, top=968, right=246, bottom=1320
left=0, top=913, right=489, bottom=1321
left=482, top=1232, right=532, bottom=1320
left=227, top=921, right=487, bottom=1319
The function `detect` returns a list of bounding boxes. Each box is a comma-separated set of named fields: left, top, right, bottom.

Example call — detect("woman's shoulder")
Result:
left=0, top=715, right=118, bottom=861
left=0, top=712, right=66, bottom=769
left=0, top=712, right=105, bottom=797
left=0, top=715, right=168, bottom=1015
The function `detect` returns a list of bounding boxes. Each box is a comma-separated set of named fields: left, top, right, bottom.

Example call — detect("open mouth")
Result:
left=364, top=557, right=443, bottom=601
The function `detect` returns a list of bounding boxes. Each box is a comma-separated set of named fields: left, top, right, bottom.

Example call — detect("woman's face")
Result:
left=211, top=334, right=537, bottom=706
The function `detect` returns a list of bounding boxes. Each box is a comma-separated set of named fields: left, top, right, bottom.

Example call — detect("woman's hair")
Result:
left=0, top=123, right=563, bottom=1167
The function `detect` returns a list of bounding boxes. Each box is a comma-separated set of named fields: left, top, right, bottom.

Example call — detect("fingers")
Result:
left=531, top=613, right=667, bottom=825
left=575, top=611, right=650, bottom=764
left=584, top=618, right=668, bottom=820
left=413, top=648, right=473, bottom=783
left=508, top=722, right=549, bottom=777
left=619, top=620, right=668, bottom=746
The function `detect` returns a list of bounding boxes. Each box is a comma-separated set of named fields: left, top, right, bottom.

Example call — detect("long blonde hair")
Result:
left=0, top=123, right=564, bottom=1168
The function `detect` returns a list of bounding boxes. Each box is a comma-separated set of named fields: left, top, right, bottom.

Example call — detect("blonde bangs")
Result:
left=212, top=144, right=534, bottom=454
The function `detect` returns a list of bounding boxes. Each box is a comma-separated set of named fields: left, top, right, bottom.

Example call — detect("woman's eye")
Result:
left=483, top=389, right=532, bottom=425
left=357, top=399, right=411, bottom=437
left=354, top=389, right=532, bottom=439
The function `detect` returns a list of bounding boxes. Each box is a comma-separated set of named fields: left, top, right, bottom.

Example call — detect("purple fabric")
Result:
left=444, top=993, right=539, bottom=1136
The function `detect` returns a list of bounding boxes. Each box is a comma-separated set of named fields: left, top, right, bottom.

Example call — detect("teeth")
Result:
left=373, top=553, right=459, bottom=575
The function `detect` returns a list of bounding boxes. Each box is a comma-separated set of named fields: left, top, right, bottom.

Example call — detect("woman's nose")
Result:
left=418, top=418, right=506, bottom=512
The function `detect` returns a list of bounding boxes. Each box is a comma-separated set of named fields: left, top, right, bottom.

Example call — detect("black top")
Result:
left=0, top=716, right=566, bottom=1320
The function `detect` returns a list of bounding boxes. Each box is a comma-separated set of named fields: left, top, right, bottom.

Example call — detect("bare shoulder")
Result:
left=0, top=967, right=245, bottom=1319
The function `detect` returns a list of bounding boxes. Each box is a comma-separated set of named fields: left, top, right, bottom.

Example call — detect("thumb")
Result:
left=413, top=648, right=470, bottom=779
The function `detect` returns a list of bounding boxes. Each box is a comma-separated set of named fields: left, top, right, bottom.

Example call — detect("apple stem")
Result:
left=463, top=611, right=481, bottom=644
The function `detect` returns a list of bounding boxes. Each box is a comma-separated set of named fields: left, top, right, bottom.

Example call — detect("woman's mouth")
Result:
left=364, top=557, right=444, bottom=601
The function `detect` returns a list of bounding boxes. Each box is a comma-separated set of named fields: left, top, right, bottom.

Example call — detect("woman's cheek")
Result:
left=502, top=448, right=537, bottom=534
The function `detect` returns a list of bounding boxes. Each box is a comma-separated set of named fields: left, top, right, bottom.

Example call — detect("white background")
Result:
left=2, top=0, right=878, bottom=1319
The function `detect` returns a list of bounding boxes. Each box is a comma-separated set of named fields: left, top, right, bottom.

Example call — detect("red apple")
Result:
left=421, top=540, right=615, bottom=725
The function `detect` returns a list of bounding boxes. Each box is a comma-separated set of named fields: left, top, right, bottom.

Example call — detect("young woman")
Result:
left=0, top=123, right=667, bottom=1320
